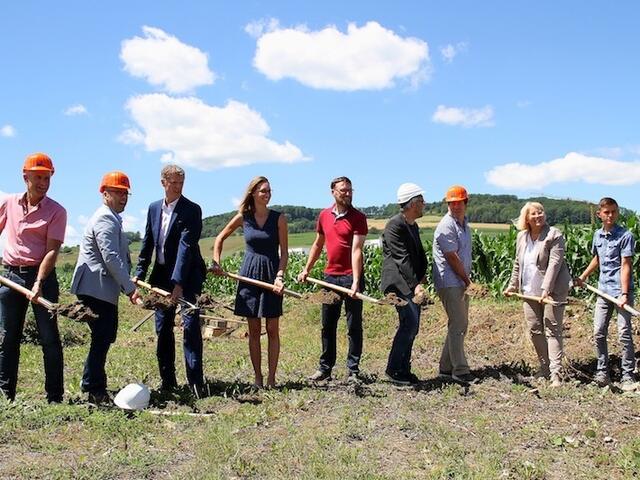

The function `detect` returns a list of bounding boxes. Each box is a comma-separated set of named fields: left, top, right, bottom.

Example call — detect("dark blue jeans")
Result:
left=150, top=264, right=204, bottom=388
left=319, top=274, right=363, bottom=374
left=0, top=268, right=63, bottom=401
left=155, top=295, right=203, bottom=388
left=78, top=295, right=117, bottom=395
left=386, top=292, right=421, bottom=375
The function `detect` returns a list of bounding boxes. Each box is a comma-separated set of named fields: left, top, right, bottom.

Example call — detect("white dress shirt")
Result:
left=157, top=197, right=179, bottom=265
left=521, top=234, right=544, bottom=295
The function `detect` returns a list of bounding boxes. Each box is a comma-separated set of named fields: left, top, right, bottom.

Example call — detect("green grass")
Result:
left=2, top=295, right=640, bottom=478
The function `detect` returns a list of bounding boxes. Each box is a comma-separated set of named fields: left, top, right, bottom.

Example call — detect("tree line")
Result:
left=200, top=194, right=627, bottom=238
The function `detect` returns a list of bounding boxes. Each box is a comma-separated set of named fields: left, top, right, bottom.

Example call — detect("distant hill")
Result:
left=201, top=194, right=627, bottom=238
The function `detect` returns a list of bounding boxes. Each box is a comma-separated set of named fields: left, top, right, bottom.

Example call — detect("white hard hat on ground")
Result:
left=397, top=183, right=425, bottom=204
left=114, top=383, right=150, bottom=410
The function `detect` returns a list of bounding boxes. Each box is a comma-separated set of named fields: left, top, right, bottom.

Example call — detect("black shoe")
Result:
left=385, top=370, right=411, bottom=385
left=452, top=372, right=478, bottom=384
left=190, top=384, right=207, bottom=398
left=438, top=370, right=453, bottom=379
left=406, top=372, right=420, bottom=385
left=308, top=370, right=332, bottom=381
left=161, top=381, right=179, bottom=392
left=87, top=391, right=111, bottom=405
left=346, top=371, right=362, bottom=383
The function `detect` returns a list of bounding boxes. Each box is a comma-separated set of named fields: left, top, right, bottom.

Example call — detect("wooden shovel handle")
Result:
left=133, top=278, right=172, bottom=297
left=583, top=283, right=640, bottom=316
left=0, top=274, right=55, bottom=310
left=305, top=277, right=381, bottom=304
left=225, top=272, right=302, bottom=299
left=508, top=292, right=566, bottom=306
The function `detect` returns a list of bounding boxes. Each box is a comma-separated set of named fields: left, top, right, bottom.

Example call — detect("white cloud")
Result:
left=121, top=93, right=307, bottom=170
left=440, top=42, right=467, bottom=63
left=77, top=214, right=90, bottom=226
left=64, top=104, right=88, bottom=116
left=1, top=125, right=16, bottom=137
left=122, top=213, right=142, bottom=232
left=64, top=225, right=81, bottom=247
left=485, top=152, right=640, bottom=190
left=432, top=105, right=495, bottom=127
left=231, top=197, right=241, bottom=208
left=252, top=21, right=430, bottom=91
left=516, top=100, right=532, bottom=108
left=120, top=26, right=215, bottom=94
left=245, top=17, right=280, bottom=38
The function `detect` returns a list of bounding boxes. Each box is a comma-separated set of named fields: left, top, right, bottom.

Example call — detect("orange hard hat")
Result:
left=445, top=185, right=468, bottom=202
left=99, top=171, right=131, bottom=193
left=23, top=152, right=55, bottom=174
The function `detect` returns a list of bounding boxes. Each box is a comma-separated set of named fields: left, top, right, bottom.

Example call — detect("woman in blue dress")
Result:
left=212, top=176, right=289, bottom=388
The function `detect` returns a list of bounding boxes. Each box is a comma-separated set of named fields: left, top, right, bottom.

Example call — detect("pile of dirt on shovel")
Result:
left=303, top=290, right=340, bottom=305
left=141, top=292, right=174, bottom=310
left=53, top=302, right=99, bottom=322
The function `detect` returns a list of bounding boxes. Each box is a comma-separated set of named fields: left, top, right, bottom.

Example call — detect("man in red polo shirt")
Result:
left=0, top=153, right=67, bottom=402
left=298, top=176, right=368, bottom=381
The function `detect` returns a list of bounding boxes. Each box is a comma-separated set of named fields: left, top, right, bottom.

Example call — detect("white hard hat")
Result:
left=114, top=383, right=150, bottom=411
left=397, top=183, right=425, bottom=204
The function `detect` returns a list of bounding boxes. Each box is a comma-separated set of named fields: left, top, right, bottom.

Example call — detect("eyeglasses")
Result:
left=256, top=188, right=272, bottom=194
left=105, top=189, right=131, bottom=197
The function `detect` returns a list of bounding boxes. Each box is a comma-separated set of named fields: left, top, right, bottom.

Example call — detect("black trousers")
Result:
left=319, top=274, right=364, bottom=374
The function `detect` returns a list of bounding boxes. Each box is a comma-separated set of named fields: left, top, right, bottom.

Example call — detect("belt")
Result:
left=4, top=265, right=39, bottom=274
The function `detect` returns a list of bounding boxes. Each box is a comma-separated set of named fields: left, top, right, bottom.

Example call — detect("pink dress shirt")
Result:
left=0, top=193, right=67, bottom=266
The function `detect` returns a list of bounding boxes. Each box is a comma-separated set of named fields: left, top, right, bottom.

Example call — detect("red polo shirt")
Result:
left=316, top=205, right=368, bottom=275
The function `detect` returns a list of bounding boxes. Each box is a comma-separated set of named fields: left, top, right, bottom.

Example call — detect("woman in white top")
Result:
left=504, top=202, right=572, bottom=386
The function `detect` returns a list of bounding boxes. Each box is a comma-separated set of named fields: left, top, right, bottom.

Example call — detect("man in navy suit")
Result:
left=134, top=165, right=207, bottom=393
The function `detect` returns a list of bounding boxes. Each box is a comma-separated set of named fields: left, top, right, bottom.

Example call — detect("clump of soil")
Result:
left=380, top=292, right=408, bottom=307
left=412, top=292, right=434, bottom=309
left=466, top=282, right=490, bottom=298
left=196, top=293, right=234, bottom=312
left=141, top=292, right=174, bottom=310
left=53, top=301, right=99, bottom=322
left=304, top=290, right=341, bottom=305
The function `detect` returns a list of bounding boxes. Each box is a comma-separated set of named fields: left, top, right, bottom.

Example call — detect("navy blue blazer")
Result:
left=135, top=195, right=206, bottom=294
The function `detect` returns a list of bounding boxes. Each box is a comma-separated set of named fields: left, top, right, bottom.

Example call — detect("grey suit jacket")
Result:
left=71, top=204, right=136, bottom=305
left=508, top=224, right=572, bottom=300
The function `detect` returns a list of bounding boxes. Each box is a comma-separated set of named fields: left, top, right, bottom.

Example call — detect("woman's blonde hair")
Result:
left=516, top=201, right=545, bottom=231
left=238, top=176, right=269, bottom=215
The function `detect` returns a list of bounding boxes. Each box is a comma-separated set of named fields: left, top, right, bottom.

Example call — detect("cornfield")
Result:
left=204, top=216, right=640, bottom=299
left=55, top=217, right=640, bottom=299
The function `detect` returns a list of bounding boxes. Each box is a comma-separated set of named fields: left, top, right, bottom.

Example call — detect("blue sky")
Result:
left=1, top=1, right=639, bottom=244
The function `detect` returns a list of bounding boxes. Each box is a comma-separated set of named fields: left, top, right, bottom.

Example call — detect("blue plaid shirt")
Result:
left=591, top=224, right=635, bottom=296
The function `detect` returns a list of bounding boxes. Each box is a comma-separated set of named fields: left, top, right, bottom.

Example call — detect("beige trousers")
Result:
left=522, top=301, right=564, bottom=375
left=438, top=287, right=470, bottom=375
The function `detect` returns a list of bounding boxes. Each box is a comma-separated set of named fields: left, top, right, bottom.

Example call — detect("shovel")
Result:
left=132, top=278, right=199, bottom=310
left=581, top=283, right=640, bottom=317
left=504, top=291, right=567, bottom=307
left=0, top=274, right=97, bottom=322
left=224, top=272, right=303, bottom=299
left=303, top=276, right=407, bottom=306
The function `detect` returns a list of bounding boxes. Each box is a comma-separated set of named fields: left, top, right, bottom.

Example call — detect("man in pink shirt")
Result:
left=0, top=153, right=67, bottom=402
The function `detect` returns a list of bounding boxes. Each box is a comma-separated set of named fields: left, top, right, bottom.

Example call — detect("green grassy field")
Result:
left=2, top=294, right=640, bottom=479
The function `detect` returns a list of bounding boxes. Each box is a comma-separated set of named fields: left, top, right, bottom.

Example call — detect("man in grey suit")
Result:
left=71, top=171, right=140, bottom=404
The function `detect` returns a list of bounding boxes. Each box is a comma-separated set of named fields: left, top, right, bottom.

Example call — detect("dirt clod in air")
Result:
left=304, top=290, right=341, bottom=305
left=53, top=302, right=99, bottom=322
left=380, top=292, right=408, bottom=307
left=466, top=282, right=490, bottom=298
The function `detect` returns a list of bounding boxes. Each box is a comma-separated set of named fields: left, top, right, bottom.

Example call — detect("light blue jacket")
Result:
left=71, top=204, right=136, bottom=305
